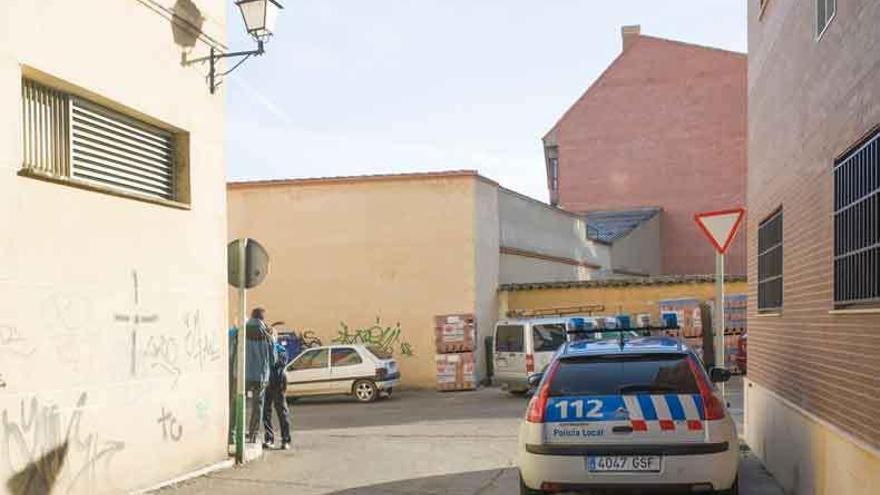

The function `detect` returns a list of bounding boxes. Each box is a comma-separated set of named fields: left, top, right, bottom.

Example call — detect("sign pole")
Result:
left=235, top=239, right=248, bottom=464
left=715, top=251, right=726, bottom=398
left=695, top=207, right=744, bottom=399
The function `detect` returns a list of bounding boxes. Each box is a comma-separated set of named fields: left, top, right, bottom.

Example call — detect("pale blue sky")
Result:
left=225, top=1, right=746, bottom=202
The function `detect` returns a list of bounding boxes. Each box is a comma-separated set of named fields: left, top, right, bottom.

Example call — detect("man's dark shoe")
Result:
left=262, top=442, right=272, bottom=449
left=280, top=442, right=290, bottom=450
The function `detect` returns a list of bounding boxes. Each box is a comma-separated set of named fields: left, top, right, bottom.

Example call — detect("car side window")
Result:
left=495, top=325, right=524, bottom=352
left=331, top=348, right=363, bottom=367
left=291, top=348, right=329, bottom=370
left=532, top=324, right=567, bottom=352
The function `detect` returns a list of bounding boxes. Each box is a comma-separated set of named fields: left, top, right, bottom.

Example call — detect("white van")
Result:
left=493, top=317, right=568, bottom=394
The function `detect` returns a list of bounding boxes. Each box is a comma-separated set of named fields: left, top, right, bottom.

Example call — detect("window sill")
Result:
left=755, top=311, right=782, bottom=317
left=19, top=168, right=190, bottom=210
left=828, top=308, right=880, bottom=315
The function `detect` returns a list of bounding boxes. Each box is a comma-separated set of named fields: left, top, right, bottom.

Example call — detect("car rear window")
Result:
left=532, top=324, right=567, bottom=352
left=548, top=354, right=699, bottom=396
left=495, top=325, right=524, bottom=352
left=367, top=346, right=393, bottom=360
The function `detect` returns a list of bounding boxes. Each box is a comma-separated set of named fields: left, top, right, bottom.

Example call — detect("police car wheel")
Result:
left=518, top=471, right=544, bottom=495
left=353, top=380, right=378, bottom=403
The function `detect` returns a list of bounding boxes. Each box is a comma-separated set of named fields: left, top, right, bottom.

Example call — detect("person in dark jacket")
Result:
left=245, top=307, right=274, bottom=444
left=262, top=326, right=291, bottom=449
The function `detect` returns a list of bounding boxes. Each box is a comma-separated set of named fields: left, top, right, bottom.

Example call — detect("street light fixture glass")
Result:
left=236, top=0, right=284, bottom=41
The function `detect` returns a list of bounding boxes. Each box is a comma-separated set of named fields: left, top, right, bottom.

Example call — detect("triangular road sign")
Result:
left=694, top=208, right=745, bottom=254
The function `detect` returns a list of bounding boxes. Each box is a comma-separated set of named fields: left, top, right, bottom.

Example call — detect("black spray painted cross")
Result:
left=114, top=270, right=159, bottom=377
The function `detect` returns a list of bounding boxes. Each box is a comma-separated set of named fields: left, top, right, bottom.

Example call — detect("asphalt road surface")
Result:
left=159, top=379, right=782, bottom=495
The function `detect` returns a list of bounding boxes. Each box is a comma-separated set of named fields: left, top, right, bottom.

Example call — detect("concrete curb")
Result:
left=132, top=458, right=234, bottom=494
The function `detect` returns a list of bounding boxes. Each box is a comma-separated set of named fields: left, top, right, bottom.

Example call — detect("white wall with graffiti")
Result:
left=0, top=0, right=229, bottom=493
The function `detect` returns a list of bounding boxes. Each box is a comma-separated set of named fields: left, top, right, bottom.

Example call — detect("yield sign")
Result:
left=694, top=208, right=745, bottom=254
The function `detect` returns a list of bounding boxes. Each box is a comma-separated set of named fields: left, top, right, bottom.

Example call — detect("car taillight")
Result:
left=687, top=357, right=726, bottom=420
left=525, top=353, right=534, bottom=373
left=526, top=360, right=560, bottom=423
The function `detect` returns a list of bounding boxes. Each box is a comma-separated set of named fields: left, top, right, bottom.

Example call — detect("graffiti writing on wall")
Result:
left=144, top=335, right=181, bottom=384
left=183, top=310, right=220, bottom=370
left=156, top=407, right=183, bottom=442
left=297, top=330, right=323, bottom=349
left=333, top=318, right=414, bottom=357
left=114, top=271, right=159, bottom=377
left=195, top=400, right=209, bottom=423
left=2, top=392, right=125, bottom=494
left=113, top=272, right=219, bottom=386
left=0, top=325, right=35, bottom=358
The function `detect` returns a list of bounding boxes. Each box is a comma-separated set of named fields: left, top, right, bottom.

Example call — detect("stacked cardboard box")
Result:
left=434, top=314, right=476, bottom=391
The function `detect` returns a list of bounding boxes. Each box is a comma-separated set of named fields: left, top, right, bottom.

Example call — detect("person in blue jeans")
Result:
left=262, top=329, right=291, bottom=449
left=245, top=307, right=274, bottom=444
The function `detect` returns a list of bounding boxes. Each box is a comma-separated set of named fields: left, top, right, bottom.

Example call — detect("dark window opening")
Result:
left=757, top=209, right=783, bottom=311
left=495, top=325, right=524, bottom=352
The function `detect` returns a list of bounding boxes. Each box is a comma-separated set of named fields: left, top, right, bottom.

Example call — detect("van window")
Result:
left=548, top=354, right=699, bottom=396
left=532, top=324, right=567, bottom=352
left=495, top=325, right=524, bottom=352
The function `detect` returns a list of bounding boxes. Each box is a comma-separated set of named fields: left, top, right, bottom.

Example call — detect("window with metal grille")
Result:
left=758, top=209, right=783, bottom=311
left=834, top=130, right=880, bottom=307
left=21, top=78, right=182, bottom=203
left=816, top=0, right=836, bottom=38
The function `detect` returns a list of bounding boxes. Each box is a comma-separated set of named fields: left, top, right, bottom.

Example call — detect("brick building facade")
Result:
left=745, top=1, right=880, bottom=493
left=544, top=26, right=747, bottom=276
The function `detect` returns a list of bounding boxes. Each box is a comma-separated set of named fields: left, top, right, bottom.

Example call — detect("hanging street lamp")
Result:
left=185, top=0, right=284, bottom=94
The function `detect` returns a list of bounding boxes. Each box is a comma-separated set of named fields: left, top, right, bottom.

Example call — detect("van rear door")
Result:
left=494, top=324, right=526, bottom=383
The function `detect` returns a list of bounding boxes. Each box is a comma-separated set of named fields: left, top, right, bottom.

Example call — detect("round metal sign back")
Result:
left=227, top=238, right=269, bottom=289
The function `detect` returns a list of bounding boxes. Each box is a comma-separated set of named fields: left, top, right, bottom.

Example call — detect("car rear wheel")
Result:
left=518, top=471, right=544, bottom=495
left=353, top=380, right=378, bottom=403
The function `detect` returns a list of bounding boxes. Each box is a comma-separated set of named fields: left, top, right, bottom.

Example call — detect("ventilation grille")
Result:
left=70, top=99, right=175, bottom=200
left=21, top=79, right=70, bottom=176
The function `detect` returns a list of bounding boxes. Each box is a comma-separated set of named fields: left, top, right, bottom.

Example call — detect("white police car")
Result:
left=517, top=333, right=739, bottom=494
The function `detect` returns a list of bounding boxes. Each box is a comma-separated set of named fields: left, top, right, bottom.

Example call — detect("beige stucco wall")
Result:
left=610, top=214, right=661, bottom=276
left=227, top=175, right=482, bottom=388
left=745, top=378, right=880, bottom=494
left=498, top=188, right=610, bottom=284
left=0, top=1, right=228, bottom=493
